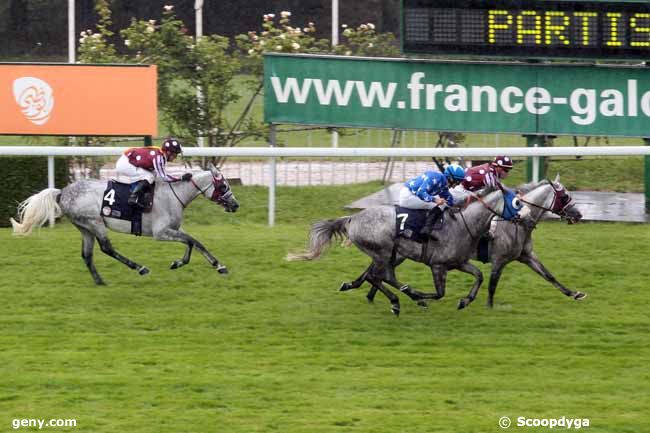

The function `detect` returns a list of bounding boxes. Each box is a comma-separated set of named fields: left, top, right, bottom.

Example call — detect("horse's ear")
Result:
left=554, top=173, right=560, bottom=183
left=208, top=162, right=220, bottom=176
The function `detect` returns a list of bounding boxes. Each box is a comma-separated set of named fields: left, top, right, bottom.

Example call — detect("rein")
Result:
left=168, top=178, right=212, bottom=208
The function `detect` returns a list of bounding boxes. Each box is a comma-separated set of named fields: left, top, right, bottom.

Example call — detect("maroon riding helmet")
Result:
left=491, top=155, right=513, bottom=171
left=161, top=137, right=183, bottom=157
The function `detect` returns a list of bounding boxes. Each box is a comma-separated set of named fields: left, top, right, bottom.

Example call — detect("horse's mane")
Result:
left=516, top=179, right=548, bottom=194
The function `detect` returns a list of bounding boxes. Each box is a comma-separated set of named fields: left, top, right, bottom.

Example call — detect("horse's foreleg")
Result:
left=518, top=253, right=586, bottom=301
left=455, top=262, right=484, bottom=310
left=421, top=265, right=447, bottom=301
left=78, top=228, right=105, bottom=285
left=96, top=236, right=149, bottom=276
left=486, top=262, right=507, bottom=308
left=154, top=228, right=227, bottom=274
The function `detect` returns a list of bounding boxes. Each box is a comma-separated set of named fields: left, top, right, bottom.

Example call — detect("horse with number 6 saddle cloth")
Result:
left=101, top=180, right=154, bottom=236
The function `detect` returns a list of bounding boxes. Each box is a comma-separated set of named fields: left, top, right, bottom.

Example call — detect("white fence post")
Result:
left=47, top=155, right=55, bottom=226
left=269, top=125, right=277, bottom=227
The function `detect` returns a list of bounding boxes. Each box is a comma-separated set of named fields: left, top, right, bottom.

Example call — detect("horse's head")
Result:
left=547, top=174, right=582, bottom=224
left=204, top=163, right=239, bottom=212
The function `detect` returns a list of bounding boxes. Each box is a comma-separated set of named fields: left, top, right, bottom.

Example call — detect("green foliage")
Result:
left=76, top=4, right=401, bottom=151
left=1, top=156, right=69, bottom=227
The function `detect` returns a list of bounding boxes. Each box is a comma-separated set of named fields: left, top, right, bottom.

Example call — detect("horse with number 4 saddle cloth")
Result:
left=101, top=180, right=154, bottom=236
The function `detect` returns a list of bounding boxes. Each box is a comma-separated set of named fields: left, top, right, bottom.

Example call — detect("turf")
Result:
left=1, top=183, right=649, bottom=433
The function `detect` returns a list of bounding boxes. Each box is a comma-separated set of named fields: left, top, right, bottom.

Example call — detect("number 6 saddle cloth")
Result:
left=101, top=180, right=154, bottom=236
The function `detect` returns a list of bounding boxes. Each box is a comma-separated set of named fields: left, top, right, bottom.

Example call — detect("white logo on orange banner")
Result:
left=12, top=77, right=55, bottom=125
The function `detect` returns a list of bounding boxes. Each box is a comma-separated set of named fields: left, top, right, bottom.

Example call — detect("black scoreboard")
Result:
left=402, top=0, right=650, bottom=59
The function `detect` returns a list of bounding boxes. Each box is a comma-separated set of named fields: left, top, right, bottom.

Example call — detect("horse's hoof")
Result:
left=170, top=260, right=183, bottom=270
left=458, top=298, right=469, bottom=310
left=216, top=265, right=228, bottom=274
left=95, top=280, right=106, bottom=286
left=339, top=282, right=352, bottom=291
left=574, top=292, right=587, bottom=300
left=366, top=295, right=375, bottom=304
left=137, top=266, right=150, bottom=276
left=391, top=304, right=400, bottom=316
left=416, top=300, right=428, bottom=308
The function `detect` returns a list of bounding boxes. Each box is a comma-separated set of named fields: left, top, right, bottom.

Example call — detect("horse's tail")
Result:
left=286, top=216, right=351, bottom=261
left=10, top=188, right=62, bottom=236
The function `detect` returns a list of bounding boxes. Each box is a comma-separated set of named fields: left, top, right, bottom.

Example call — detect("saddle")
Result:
left=101, top=180, right=155, bottom=236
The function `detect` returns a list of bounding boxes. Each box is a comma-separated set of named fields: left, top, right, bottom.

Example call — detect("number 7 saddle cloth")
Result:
left=394, top=206, right=430, bottom=244
left=101, top=180, right=154, bottom=236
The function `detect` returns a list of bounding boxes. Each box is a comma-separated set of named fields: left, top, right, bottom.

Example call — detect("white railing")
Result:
left=2, top=145, right=649, bottom=225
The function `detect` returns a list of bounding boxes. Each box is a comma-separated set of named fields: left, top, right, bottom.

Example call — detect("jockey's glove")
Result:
left=181, top=173, right=193, bottom=181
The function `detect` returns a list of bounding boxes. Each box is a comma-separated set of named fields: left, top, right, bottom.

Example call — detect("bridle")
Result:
left=518, top=179, right=576, bottom=222
left=168, top=173, right=232, bottom=208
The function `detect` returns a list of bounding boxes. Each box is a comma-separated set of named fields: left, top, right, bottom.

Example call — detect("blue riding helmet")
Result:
left=501, top=188, right=524, bottom=220
left=443, top=164, right=465, bottom=182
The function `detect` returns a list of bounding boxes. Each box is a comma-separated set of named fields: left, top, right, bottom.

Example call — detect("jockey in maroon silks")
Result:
left=461, top=155, right=513, bottom=192
left=456, top=155, right=514, bottom=239
left=115, top=137, right=193, bottom=207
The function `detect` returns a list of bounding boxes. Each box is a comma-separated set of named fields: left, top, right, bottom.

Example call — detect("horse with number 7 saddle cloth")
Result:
left=101, top=180, right=154, bottom=236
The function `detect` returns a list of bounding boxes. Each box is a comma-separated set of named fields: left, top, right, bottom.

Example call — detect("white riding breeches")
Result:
left=398, top=186, right=437, bottom=210
left=115, top=154, right=154, bottom=184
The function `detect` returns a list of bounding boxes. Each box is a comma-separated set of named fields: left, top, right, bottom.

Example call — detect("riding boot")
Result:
left=128, top=180, right=149, bottom=208
left=420, top=207, right=443, bottom=237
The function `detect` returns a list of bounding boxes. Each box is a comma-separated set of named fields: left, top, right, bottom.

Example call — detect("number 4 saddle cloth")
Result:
left=101, top=180, right=154, bottom=236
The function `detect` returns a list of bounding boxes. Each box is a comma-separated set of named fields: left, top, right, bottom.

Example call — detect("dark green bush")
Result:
left=1, top=157, right=69, bottom=227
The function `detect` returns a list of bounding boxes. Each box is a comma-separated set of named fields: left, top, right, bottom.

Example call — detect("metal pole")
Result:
left=643, top=137, right=650, bottom=214
left=525, top=135, right=545, bottom=182
left=195, top=0, right=205, bottom=149
left=269, top=124, right=277, bottom=227
left=47, top=156, right=55, bottom=227
left=68, top=0, right=75, bottom=63
left=331, top=0, right=339, bottom=148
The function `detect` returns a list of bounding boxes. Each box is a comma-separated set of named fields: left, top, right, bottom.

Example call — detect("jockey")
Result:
left=115, top=137, right=193, bottom=207
left=398, top=164, right=466, bottom=236
left=461, top=155, right=513, bottom=192
left=457, top=155, right=515, bottom=239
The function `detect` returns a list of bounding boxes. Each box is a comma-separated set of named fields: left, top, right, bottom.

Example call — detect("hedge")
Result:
left=1, top=157, right=70, bottom=228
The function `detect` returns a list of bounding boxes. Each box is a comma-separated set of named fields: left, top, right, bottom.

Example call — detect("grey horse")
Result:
left=11, top=164, right=239, bottom=285
left=287, top=186, right=527, bottom=315
left=365, top=175, right=585, bottom=307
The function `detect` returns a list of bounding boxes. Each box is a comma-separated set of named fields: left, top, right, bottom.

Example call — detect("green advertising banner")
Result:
left=264, top=53, right=650, bottom=137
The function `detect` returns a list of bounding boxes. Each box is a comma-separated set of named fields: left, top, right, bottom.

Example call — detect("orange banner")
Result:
left=0, top=64, right=157, bottom=136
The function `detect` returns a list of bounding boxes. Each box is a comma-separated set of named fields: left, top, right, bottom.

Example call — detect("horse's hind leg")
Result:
left=339, top=264, right=371, bottom=292
left=339, top=264, right=383, bottom=304
left=154, top=228, right=227, bottom=274
left=95, top=235, right=149, bottom=275
left=366, top=273, right=401, bottom=316
left=76, top=226, right=105, bottom=285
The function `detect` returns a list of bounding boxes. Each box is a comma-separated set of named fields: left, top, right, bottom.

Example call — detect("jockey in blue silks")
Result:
left=398, top=164, right=466, bottom=236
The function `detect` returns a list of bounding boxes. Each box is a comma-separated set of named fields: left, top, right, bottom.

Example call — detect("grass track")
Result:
left=1, top=184, right=649, bottom=432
